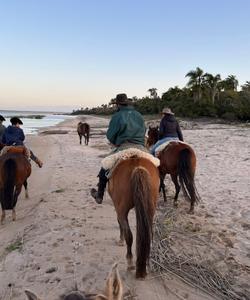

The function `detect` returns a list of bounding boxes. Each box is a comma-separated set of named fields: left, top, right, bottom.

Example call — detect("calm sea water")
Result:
left=0, top=110, right=74, bottom=134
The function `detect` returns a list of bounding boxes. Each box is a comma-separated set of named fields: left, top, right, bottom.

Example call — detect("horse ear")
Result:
left=104, top=263, right=123, bottom=300
left=25, top=290, right=42, bottom=300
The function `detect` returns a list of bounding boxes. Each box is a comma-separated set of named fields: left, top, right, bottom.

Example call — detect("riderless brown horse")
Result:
left=147, top=126, right=200, bottom=213
left=108, top=157, right=160, bottom=278
left=77, top=122, right=90, bottom=145
left=0, top=147, right=31, bottom=224
left=25, top=263, right=123, bottom=300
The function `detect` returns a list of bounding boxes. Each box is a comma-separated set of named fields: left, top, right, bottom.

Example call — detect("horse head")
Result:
left=25, top=263, right=123, bottom=300
left=147, top=126, right=159, bottom=148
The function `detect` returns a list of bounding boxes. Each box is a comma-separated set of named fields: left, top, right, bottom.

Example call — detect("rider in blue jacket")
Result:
left=2, top=117, right=43, bottom=167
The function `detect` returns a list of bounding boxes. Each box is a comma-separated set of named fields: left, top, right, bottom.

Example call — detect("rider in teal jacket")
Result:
left=91, top=93, right=146, bottom=204
left=106, top=106, right=145, bottom=147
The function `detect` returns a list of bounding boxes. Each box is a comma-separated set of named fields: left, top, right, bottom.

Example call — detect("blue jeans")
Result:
left=150, top=137, right=179, bottom=156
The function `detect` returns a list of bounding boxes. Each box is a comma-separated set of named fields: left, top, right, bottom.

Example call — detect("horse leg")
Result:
left=23, top=180, right=29, bottom=199
left=117, top=219, right=124, bottom=246
left=12, top=185, right=22, bottom=221
left=171, top=174, right=180, bottom=208
left=79, top=134, right=82, bottom=145
left=1, top=210, right=5, bottom=225
left=119, top=216, right=134, bottom=270
left=84, top=134, right=87, bottom=145
left=160, top=174, right=167, bottom=202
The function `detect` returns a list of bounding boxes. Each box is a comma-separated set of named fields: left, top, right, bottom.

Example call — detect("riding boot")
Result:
left=91, top=168, right=108, bottom=204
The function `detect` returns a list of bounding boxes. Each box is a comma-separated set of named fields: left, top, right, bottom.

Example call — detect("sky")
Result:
left=0, top=0, right=249, bottom=112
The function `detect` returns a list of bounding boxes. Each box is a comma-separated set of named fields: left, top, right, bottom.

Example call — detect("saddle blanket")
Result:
left=155, top=140, right=185, bottom=157
left=101, top=148, right=160, bottom=179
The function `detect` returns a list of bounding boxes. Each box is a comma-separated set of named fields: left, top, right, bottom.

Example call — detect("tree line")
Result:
left=72, top=67, right=250, bottom=121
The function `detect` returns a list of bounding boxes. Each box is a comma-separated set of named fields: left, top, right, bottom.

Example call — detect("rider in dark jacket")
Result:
left=151, top=107, right=184, bottom=156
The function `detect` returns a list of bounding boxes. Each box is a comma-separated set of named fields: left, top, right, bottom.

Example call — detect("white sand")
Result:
left=0, top=115, right=249, bottom=299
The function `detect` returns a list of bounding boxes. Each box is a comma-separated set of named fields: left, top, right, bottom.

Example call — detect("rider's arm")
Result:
left=19, top=128, right=25, bottom=142
left=106, top=114, right=120, bottom=146
left=159, top=118, right=165, bottom=139
left=176, top=122, right=184, bottom=141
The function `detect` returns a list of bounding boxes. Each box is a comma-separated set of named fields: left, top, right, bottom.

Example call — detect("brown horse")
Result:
left=147, top=127, right=200, bottom=213
left=0, top=149, right=31, bottom=224
left=108, top=157, right=160, bottom=278
left=25, top=263, right=123, bottom=300
left=77, top=122, right=90, bottom=145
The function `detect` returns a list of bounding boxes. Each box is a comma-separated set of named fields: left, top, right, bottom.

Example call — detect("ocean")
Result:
left=0, top=110, right=74, bottom=134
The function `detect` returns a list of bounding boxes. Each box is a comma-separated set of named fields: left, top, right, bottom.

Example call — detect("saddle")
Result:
left=0, top=146, right=30, bottom=158
left=101, top=148, right=160, bottom=179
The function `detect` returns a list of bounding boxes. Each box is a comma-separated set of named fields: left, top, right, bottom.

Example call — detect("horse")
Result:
left=147, top=126, right=200, bottom=214
left=108, top=157, right=160, bottom=278
left=0, top=149, right=31, bottom=224
left=77, top=122, right=90, bottom=145
left=25, top=263, right=123, bottom=300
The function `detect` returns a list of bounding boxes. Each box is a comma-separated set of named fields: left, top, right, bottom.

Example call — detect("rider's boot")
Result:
left=91, top=168, right=108, bottom=204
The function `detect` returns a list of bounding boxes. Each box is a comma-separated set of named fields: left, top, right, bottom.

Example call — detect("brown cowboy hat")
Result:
left=10, top=117, right=23, bottom=125
left=161, top=107, right=174, bottom=115
left=111, top=93, right=133, bottom=105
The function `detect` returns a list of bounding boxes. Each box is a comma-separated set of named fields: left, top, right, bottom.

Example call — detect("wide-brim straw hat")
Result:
left=10, top=117, right=23, bottom=125
left=162, top=107, right=174, bottom=115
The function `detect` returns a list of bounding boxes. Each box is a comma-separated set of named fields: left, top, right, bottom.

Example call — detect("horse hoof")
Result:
left=188, top=209, right=194, bottom=215
left=127, top=265, right=136, bottom=271
left=136, top=271, right=147, bottom=279
left=173, top=202, right=178, bottom=208
left=117, top=240, right=124, bottom=246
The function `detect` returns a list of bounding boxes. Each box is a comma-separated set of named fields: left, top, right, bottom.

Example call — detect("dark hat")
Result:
left=0, top=115, right=6, bottom=121
left=112, top=93, right=133, bottom=105
left=10, top=117, right=23, bottom=125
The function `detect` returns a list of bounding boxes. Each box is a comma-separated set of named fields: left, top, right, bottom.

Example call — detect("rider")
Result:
left=0, top=115, right=6, bottom=143
left=2, top=117, right=43, bottom=168
left=91, top=93, right=146, bottom=204
left=150, top=107, right=184, bottom=156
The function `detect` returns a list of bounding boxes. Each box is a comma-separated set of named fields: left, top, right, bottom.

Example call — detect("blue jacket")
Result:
left=106, top=106, right=145, bottom=146
left=2, top=125, right=25, bottom=146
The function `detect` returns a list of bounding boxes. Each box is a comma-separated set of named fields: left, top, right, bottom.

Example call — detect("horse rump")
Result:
left=131, top=166, right=153, bottom=278
left=1, top=158, right=17, bottom=210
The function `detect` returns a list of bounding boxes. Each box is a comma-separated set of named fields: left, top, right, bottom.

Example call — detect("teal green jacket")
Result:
left=106, top=106, right=145, bottom=146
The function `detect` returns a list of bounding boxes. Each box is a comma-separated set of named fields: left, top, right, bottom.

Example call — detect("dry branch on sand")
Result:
left=150, top=203, right=249, bottom=300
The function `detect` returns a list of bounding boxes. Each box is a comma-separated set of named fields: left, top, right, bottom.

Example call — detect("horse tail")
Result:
left=131, top=166, right=153, bottom=278
left=178, top=148, right=200, bottom=206
left=2, top=158, right=17, bottom=209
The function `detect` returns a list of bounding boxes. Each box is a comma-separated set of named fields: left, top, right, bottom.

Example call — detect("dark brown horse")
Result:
left=147, top=127, right=200, bottom=213
left=0, top=148, right=31, bottom=224
left=77, top=122, right=90, bottom=145
left=108, top=157, right=160, bottom=278
left=25, top=263, right=123, bottom=300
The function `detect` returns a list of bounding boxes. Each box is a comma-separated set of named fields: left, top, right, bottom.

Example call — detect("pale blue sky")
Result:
left=0, top=0, right=249, bottom=111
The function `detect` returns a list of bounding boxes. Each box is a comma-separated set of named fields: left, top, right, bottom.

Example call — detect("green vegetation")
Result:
left=5, top=238, right=23, bottom=253
left=72, top=67, right=250, bottom=121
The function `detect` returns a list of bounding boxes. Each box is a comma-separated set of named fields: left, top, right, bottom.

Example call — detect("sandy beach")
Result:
left=0, top=115, right=249, bottom=300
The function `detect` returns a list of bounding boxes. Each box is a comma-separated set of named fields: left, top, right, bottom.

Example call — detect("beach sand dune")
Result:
left=0, top=116, right=249, bottom=299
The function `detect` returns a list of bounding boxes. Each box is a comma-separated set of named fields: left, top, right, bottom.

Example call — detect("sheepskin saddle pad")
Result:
left=0, top=146, right=30, bottom=158
left=155, top=140, right=186, bottom=157
left=101, top=148, right=160, bottom=179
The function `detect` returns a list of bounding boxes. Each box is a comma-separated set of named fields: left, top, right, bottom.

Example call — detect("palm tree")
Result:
left=185, top=67, right=204, bottom=102
left=147, top=88, right=158, bottom=99
left=203, top=73, right=221, bottom=104
left=223, top=75, right=239, bottom=91
left=241, top=81, right=250, bottom=92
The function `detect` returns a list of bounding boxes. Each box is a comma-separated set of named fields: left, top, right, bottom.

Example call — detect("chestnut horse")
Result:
left=147, top=127, right=199, bottom=213
left=25, top=263, right=123, bottom=300
left=0, top=149, right=31, bottom=224
left=77, top=122, right=90, bottom=145
left=108, top=157, right=160, bottom=278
